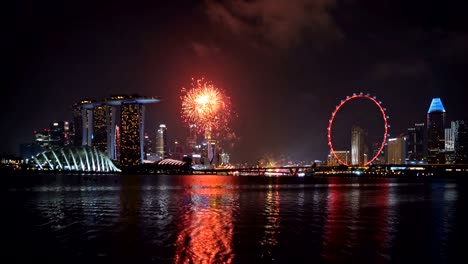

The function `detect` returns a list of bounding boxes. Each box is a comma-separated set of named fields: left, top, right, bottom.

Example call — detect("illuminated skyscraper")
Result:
left=455, top=120, right=468, bottom=164
left=72, top=95, right=159, bottom=165
left=34, top=129, right=50, bottom=149
left=72, top=103, right=83, bottom=146
left=427, top=98, right=446, bottom=164
left=155, top=124, right=167, bottom=160
left=351, top=126, right=367, bottom=165
left=73, top=100, right=95, bottom=147
left=327, top=150, right=350, bottom=165
left=445, top=120, right=468, bottom=164
left=49, top=121, right=70, bottom=148
left=406, top=123, right=426, bottom=163
left=119, top=97, right=159, bottom=166
left=93, top=104, right=107, bottom=153
left=387, top=137, right=407, bottom=164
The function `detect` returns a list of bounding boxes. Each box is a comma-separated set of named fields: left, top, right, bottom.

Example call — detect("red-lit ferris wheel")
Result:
left=327, top=93, right=389, bottom=166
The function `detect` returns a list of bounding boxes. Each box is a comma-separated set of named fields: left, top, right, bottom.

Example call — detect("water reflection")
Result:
left=321, top=178, right=397, bottom=262
left=259, top=184, right=280, bottom=259
left=174, top=176, right=239, bottom=264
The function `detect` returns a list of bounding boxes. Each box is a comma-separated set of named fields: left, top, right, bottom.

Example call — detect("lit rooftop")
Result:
left=427, top=98, right=446, bottom=114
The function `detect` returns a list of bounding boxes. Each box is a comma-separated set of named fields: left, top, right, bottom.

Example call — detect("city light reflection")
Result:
left=174, top=176, right=238, bottom=264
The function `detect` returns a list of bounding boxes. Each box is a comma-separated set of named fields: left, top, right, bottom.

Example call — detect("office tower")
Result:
left=74, top=100, right=95, bottom=147
left=427, top=98, right=446, bottom=164
left=119, top=96, right=159, bottom=166
left=34, top=129, right=50, bottom=149
left=115, top=125, right=121, bottom=161
left=351, top=125, right=367, bottom=165
left=172, top=140, right=184, bottom=161
left=186, top=124, right=197, bottom=154
left=445, top=122, right=456, bottom=163
left=49, top=121, right=70, bottom=148
left=387, top=137, right=407, bottom=164
left=454, top=120, right=468, bottom=164
left=406, top=123, right=426, bottom=163
left=73, top=95, right=159, bottom=164
left=93, top=104, right=107, bottom=153
left=327, top=150, right=350, bottom=165
left=143, top=132, right=155, bottom=161
left=156, top=124, right=167, bottom=160
left=72, top=103, right=83, bottom=146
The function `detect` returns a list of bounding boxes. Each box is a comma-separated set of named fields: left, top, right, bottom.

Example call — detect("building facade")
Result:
left=427, top=98, right=446, bottom=164
left=351, top=125, right=367, bottom=165
left=155, top=124, right=168, bottom=160
left=72, top=95, right=159, bottom=166
left=454, top=120, right=468, bottom=164
left=387, top=137, right=407, bottom=164
left=327, top=150, right=350, bottom=166
left=406, top=123, right=426, bottom=163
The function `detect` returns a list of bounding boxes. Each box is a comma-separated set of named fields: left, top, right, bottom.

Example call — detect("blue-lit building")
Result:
left=427, top=98, right=446, bottom=164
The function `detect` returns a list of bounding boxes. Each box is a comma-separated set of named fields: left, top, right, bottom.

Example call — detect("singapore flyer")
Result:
left=327, top=92, right=389, bottom=166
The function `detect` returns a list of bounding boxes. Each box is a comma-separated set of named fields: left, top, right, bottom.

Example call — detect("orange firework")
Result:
left=181, top=78, right=233, bottom=136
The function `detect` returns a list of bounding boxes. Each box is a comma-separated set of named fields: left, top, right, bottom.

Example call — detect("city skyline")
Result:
left=4, top=0, right=468, bottom=163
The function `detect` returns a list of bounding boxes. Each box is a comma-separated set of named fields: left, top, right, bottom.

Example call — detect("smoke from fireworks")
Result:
left=181, top=78, right=235, bottom=141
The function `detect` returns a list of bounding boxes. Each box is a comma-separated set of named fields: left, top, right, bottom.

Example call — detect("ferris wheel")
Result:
left=327, top=93, right=389, bottom=166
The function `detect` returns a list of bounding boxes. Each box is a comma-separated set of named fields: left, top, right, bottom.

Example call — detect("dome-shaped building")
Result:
left=31, top=146, right=121, bottom=172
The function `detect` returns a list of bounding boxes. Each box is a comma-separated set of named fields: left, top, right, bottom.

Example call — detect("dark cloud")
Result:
left=369, top=60, right=430, bottom=80
left=204, top=0, right=341, bottom=50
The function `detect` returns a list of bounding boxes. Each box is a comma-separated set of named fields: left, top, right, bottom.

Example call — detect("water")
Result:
left=2, top=173, right=467, bottom=263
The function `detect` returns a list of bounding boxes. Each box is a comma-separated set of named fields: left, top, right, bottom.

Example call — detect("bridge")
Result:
left=193, top=166, right=315, bottom=176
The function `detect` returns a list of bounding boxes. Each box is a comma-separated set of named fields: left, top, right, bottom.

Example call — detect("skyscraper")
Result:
left=119, top=96, right=159, bottom=166
left=351, top=125, right=367, bottom=165
left=34, top=129, right=50, bottom=149
left=427, top=98, right=446, bottom=164
left=454, top=120, right=468, bottom=164
left=406, top=123, right=426, bottom=163
left=93, top=104, right=107, bottom=153
left=155, top=124, right=167, bottom=160
left=49, top=121, right=70, bottom=148
left=387, top=137, right=407, bottom=164
left=72, top=95, right=159, bottom=165
left=72, top=103, right=83, bottom=146
left=327, top=150, right=350, bottom=166
left=445, top=121, right=456, bottom=163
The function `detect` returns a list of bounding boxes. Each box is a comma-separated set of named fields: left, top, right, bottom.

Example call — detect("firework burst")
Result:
left=181, top=78, right=234, bottom=138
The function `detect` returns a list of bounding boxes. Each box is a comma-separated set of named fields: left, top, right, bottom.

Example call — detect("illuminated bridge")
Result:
left=31, top=146, right=121, bottom=172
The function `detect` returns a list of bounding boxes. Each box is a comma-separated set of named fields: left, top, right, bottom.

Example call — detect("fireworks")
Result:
left=181, top=78, right=234, bottom=138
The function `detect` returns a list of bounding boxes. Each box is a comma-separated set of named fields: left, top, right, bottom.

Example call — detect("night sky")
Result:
left=4, top=0, right=468, bottom=163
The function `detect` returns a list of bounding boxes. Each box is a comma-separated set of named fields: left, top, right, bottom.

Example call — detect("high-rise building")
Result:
left=443, top=120, right=468, bottom=164
left=351, top=125, right=367, bottom=165
left=186, top=124, right=198, bottom=154
left=143, top=132, right=155, bottom=161
left=445, top=121, right=456, bottom=163
left=72, top=95, right=159, bottom=165
left=387, top=137, right=407, bottom=164
left=93, top=104, right=107, bottom=153
left=406, top=123, right=426, bottom=163
left=72, top=103, right=83, bottom=146
left=155, top=124, right=167, bottom=160
left=172, top=140, right=185, bottom=161
left=34, top=129, right=50, bottom=149
left=327, top=150, right=350, bottom=166
left=120, top=102, right=143, bottom=166
left=454, top=120, right=468, bottom=164
left=49, top=121, right=70, bottom=148
left=73, top=100, right=95, bottom=147
left=119, top=96, right=159, bottom=166
left=427, top=98, right=446, bottom=164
